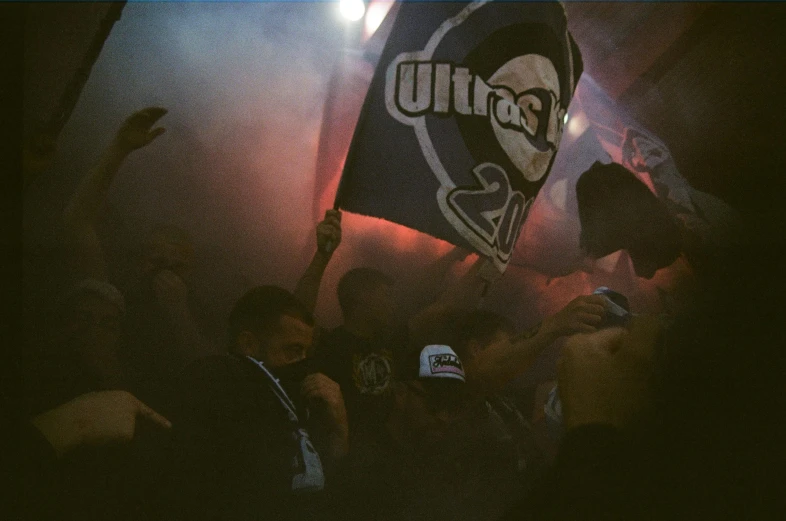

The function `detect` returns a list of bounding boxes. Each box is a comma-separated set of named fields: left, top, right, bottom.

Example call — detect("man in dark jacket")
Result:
left=165, top=286, right=348, bottom=521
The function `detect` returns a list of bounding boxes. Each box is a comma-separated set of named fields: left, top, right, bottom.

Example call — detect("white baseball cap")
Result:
left=418, top=345, right=466, bottom=382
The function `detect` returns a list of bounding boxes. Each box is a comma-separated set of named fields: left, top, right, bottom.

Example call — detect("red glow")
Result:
left=636, top=171, right=658, bottom=195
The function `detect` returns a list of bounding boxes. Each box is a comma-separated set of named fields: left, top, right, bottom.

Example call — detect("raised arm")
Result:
left=502, top=319, right=660, bottom=521
left=294, top=209, right=342, bottom=314
left=479, top=294, right=608, bottom=389
left=419, top=245, right=472, bottom=301
left=436, top=252, right=493, bottom=307
left=62, top=107, right=167, bottom=281
left=408, top=253, right=489, bottom=336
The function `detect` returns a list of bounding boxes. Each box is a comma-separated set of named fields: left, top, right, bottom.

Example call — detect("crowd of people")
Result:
left=8, top=107, right=783, bottom=520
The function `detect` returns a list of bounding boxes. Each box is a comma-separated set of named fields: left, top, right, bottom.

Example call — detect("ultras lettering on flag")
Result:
left=336, top=0, right=582, bottom=271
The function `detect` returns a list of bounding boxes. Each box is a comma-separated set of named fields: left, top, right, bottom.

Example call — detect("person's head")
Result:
left=410, top=307, right=516, bottom=392
left=58, top=280, right=125, bottom=385
left=337, top=268, right=395, bottom=335
left=576, top=162, right=683, bottom=279
left=140, top=224, right=194, bottom=281
left=391, top=345, right=480, bottom=447
left=228, top=286, right=315, bottom=370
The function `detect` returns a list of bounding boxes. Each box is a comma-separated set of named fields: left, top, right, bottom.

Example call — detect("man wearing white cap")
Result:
left=335, top=342, right=535, bottom=521
left=384, top=344, right=478, bottom=448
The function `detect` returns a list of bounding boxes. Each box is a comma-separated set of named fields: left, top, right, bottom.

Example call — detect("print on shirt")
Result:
left=352, top=350, right=393, bottom=395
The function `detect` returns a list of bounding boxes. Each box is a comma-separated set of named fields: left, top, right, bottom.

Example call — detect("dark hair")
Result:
left=336, top=267, right=394, bottom=317
left=227, top=285, right=313, bottom=352
left=404, top=307, right=515, bottom=379
left=576, top=162, right=682, bottom=265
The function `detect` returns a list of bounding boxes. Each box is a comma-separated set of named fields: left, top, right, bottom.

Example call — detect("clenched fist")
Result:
left=301, top=373, right=347, bottom=425
left=301, top=373, right=349, bottom=461
left=301, top=373, right=345, bottom=408
left=316, top=209, right=342, bottom=254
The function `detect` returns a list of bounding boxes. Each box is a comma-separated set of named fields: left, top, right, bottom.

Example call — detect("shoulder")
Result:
left=177, top=354, right=248, bottom=383
left=169, top=355, right=266, bottom=419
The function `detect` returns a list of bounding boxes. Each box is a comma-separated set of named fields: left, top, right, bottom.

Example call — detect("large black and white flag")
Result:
left=335, top=0, right=582, bottom=271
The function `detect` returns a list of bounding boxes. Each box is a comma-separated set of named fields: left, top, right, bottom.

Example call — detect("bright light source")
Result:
left=567, top=112, right=589, bottom=137
left=563, top=113, right=569, bottom=125
left=364, top=1, right=392, bottom=36
left=340, top=0, right=366, bottom=21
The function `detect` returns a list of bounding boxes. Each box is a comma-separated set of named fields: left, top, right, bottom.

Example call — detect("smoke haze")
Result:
left=23, top=2, right=703, bottom=356
left=25, top=2, right=356, bottom=326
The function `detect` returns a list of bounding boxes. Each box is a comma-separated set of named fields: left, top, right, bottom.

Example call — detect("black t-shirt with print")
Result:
left=314, top=326, right=402, bottom=431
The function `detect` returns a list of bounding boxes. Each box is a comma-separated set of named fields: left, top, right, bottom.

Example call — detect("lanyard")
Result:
left=246, top=357, right=325, bottom=492
left=246, top=356, right=300, bottom=424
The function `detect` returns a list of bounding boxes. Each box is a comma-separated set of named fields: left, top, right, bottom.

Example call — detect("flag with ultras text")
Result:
left=336, top=0, right=582, bottom=272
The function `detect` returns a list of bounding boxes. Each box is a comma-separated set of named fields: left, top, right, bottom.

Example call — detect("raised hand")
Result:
left=294, top=210, right=342, bottom=313
left=301, top=372, right=349, bottom=461
left=557, top=316, right=659, bottom=429
left=301, top=373, right=347, bottom=422
left=316, top=209, right=342, bottom=254
left=112, top=107, right=168, bottom=154
left=542, top=294, right=607, bottom=339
